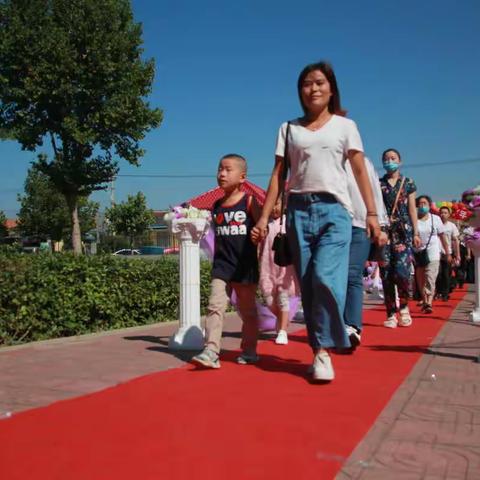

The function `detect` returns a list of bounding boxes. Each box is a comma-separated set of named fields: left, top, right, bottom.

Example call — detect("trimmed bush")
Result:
left=0, top=250, right=212, bottom=346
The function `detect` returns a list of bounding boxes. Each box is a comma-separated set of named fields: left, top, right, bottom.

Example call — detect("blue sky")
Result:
left=1, top=0, right=479, bottom=217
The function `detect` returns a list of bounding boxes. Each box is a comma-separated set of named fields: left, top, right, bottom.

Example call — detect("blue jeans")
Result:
left=344, top=227, right=371, bottom=332
left=286, top=193, right=352, bottom=350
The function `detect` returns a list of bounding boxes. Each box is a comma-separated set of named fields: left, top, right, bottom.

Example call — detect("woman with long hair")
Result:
left=252, top=61, right=382, bottom=382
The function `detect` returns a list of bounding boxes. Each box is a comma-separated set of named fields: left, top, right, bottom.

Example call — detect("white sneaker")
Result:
left=312, top=351, right=335, bottom=382
left=275, top=330, right=288, bottom=345
left=399, top=307, right=412, bottom=327
left=346, top=325, right=361, bottom=349
left=384, top=315, right=398, bottom=329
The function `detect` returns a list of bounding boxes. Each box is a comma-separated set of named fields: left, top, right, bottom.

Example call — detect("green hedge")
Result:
left=0, top=250, right=212, bottom=346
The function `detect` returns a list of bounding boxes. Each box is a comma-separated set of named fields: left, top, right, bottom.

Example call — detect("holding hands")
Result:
left=251, top=217, right=269, bottom=244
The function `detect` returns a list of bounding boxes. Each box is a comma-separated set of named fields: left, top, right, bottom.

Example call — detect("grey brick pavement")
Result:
left=0, top=312, right=304, bottom=414
left=337, top=290, right=480, bottom=480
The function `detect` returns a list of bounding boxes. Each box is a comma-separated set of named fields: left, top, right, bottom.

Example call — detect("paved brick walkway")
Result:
left=337, top=289, right=480, bottom=480
left=0, top=311, right=308, bottom=414
left=1, top=289, right=479, bottom=479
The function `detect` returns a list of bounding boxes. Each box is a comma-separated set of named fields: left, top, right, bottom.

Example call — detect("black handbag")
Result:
left=414, top=215, right=433, bottom=267
left=272, top=122, right=292, bottom=267
left=368, top=243, right=386, bottom=263
left=272, top=232, right=292, bottom=267
left=414, top=249, right=429, bottom=267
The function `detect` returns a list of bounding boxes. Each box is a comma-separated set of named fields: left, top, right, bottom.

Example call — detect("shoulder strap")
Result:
left=389, top=177, right=406, bottom=221
left=246, top=194, right=253, bottom=216
left=425, top=214, right=434, bottom=248
left=279, top=122, right=291, bottom=231
left=212, top=198, right=221, bottom=212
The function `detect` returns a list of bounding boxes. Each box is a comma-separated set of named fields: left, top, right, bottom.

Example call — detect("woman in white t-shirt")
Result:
left=251, top=61, right=383, bottom=382
left=415, top=195, right=449, bottom=314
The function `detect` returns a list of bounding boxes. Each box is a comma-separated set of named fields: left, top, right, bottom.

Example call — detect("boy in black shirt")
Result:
left=192, top=154, right=261, bottom=369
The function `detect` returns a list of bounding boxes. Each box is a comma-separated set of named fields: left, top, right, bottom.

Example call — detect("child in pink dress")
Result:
left=259, top=199, right=299, bottom=344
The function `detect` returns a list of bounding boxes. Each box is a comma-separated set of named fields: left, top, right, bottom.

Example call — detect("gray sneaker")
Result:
left=312, top=351, right=335, bottom=382
left=191, top=348, right=220, bottom=369
left=236, top=352, right=259, bottom=365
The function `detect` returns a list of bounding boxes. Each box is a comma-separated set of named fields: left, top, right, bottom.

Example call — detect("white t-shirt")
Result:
left=275, top=115, right=363, bottom=216
left=346, top=157, right=389, bottom=228
left=417, top=213, right=445, bottom=261
left=440, top=221, right=459, bottom=255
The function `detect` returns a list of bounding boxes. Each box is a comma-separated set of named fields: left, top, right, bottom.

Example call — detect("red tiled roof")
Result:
left=5, top=219, right=17, bottom=230
left=187, top=180, right=266, bottom=210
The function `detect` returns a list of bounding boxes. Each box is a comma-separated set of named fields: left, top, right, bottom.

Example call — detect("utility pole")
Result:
left=110, top=178, right=116, bottom=206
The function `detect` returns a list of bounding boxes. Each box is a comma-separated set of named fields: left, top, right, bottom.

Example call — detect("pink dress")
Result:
left=259, top=217, right=299, bottom=299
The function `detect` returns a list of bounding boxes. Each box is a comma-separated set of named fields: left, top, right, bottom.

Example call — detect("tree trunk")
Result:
left=66, top=194, right=82, bottom=255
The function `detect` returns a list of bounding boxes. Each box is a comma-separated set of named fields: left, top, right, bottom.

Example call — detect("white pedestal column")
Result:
left=467, top=210, right=480, bottom=323
left=168, top=218, right=210, bottom=350
left=469, top=243, right=480, bottom=323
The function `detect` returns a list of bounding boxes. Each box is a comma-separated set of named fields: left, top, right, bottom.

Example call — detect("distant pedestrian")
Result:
left=414, top=195, right=449, bottom=314
left=379, top=148, right=421, bottom=328
left=435, top=206, right=460, bottom=300
left=455, top=234, right=472, bottom=287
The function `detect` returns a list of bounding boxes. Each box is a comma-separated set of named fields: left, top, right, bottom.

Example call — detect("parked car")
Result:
left=163, top=247, right=180, bottom=255
left=138, top=246, right=164, bottom=255
left=112, top=249, right=141, bottom=256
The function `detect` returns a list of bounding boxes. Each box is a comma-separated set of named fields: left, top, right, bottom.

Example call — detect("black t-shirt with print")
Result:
left=211, top=194, right=259, bottom=284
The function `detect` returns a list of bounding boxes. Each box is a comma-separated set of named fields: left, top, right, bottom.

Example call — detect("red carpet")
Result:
left=0, top=288, right=467, bottom=479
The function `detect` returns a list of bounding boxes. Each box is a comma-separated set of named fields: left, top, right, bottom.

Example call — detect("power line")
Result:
left=115, top=156, right=480, bottom=178
left=0, top=157, right=478, bottom=194
left=117, top=173, right=266, bottom=178
left=118, top=174, right=216, bottom=178
left=383, top=157, right=480, bottom=170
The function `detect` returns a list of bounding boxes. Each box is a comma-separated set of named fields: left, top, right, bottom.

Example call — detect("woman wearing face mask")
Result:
left=379, top=148, right=421, bottom=328
left=415, top=195, right=449, bottom=314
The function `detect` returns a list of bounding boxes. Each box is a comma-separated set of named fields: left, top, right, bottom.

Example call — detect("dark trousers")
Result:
left=436, top=256, right=451, bottom=298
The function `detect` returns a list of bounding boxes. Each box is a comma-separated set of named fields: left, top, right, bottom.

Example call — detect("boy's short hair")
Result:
left=219, top=153, right=247, bottom=173
left=439, top=206, right=451, bottom=214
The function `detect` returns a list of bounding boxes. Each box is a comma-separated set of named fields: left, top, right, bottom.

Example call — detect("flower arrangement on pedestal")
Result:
left=462, top=185, right=480, bottom=213
left=163, top=205, right=211, bottom=222
left=461, top=184, right=480, bottom=248
left=163, top=205, right=211, bottom=242
left=463, top=226, right=480, bottom=244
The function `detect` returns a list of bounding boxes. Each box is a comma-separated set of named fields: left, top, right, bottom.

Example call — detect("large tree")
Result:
left=0, top=210, right=7, bottom=237
left=17, top=164, right=99, bottom=244
left=105, top=192, right=154, bottom=248
left=0, top=0, right=162, bottom=254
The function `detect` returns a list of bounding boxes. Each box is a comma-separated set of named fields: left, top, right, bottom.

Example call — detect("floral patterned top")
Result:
left=380, top=174, right=417, bottom=251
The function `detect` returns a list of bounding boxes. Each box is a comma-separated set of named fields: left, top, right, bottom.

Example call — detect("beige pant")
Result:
left=205, top=278, right=258, bottom=354
left=416, top=260, right=440, bottom=306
